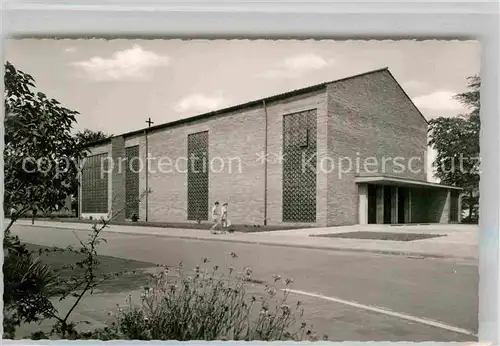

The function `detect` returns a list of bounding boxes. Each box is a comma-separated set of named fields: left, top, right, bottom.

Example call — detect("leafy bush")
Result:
left=3, top=233, right=58, bottom=338
left=4, top=191, right=151, bottom=340
left=461, top=215, right=479, bottom=224
left=87, top=258, right=322, bottom=341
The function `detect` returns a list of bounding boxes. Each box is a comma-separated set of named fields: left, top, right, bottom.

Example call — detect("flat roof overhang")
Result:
left=355, top=176, right=462, bottom=190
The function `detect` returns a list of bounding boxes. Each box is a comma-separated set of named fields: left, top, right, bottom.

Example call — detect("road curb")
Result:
left=17, top=223, right=477, bottom=261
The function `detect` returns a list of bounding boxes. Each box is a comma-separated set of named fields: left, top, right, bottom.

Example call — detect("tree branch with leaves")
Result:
left=2, top=61, right=114, bottom=338
left=4, top=61, right=88, bottom=232
left=428, top=75, right=480, bottom=221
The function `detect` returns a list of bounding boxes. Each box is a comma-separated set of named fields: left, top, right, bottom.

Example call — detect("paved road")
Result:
left=12, top=224, right=478, bottom=342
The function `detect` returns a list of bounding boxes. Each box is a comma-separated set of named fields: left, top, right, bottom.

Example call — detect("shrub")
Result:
left=3, top=233, right=58, bottom=338
left=88, top=258, right=321, bottom=341
left=461, top=215, right=479, bottom=224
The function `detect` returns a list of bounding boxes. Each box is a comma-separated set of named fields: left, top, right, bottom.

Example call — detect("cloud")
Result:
left=402, top=80, right=427, bottom=91
left=412, top=90, right=464, bottom=111
left=64, top=47, right=77, bottom=53
left=173, top=93, right=227, bottom=113
left=71, top=45, right=170, bottom=81
left=260, top=53, right=333, bottom=79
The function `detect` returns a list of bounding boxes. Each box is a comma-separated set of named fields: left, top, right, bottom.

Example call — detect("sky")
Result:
left=6, top=39, right=480, bottom=182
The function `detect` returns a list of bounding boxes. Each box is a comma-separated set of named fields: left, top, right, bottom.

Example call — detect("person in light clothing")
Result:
left=210, top=201, right=221, bottom=233
left=221, top=202, right=231, bottom=233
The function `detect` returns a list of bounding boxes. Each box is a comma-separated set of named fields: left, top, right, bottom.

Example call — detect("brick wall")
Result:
left=326, top=70, right=428, bottom=226
left=408, top=187, right=451, bottom=223
left=111, top=137, right=126, bottom=220
left=144, top=106, right=266, bottom=225
left=135, top=89, right=328, bottom=226
left=265, top=89, right=328, bottom=226
left=427, top=188, right=451, bottom=223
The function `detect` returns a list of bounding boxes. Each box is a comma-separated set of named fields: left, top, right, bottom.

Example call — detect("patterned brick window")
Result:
left=187, top=131, right=209, bottom=221
left=125, top=146, right=140, bottom=219
left=282, top=109, right=317, bottom=223
left=299, top=128, right=309, bottom=147
left=81, top=153, right=109, bottom=213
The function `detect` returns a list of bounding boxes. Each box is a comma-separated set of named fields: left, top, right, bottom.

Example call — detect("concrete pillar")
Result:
left=404, top=188, right=411, bottom=223
left=358, top=184, right=368, bottom=224
left=111, top=136, right=126, bottom=221
left=439, top=190, right=451, bottom=223
left=376, top=185, right=384, bottom=224
left=391, top=187, right=398, bottom=224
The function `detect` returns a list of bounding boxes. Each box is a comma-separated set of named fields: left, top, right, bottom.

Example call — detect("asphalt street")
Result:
left=12, top=224, right=479, bottom=342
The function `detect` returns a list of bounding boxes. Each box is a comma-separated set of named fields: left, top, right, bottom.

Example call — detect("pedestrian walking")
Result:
left=221, top=202, right=229, bottom=233
left=210, top=201, right=221, bottom=234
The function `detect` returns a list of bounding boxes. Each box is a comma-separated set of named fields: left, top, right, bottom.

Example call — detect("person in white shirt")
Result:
left=221, top=202, right=228, bottom=232
left=210, top=201, right=220, bottom=233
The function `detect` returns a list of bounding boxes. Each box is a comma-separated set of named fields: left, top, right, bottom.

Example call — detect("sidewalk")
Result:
left=12, top=219, right=478, bottom=260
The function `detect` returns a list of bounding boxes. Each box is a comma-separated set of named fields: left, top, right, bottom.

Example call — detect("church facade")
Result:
left=79, top=67, right=461, bottom=227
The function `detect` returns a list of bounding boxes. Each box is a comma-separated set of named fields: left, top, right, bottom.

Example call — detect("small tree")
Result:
left=428, top=75, right=480, bottom=221
left=4, top=61, right=87, bottom=231
left=3, top=61, right=87, bottom=337
left=5, top=191, right=149, bottom=339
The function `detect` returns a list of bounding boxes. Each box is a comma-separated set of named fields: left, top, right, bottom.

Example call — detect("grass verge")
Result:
left=312, top=231, right=446, bottom=242
left=23, top=218, right=306, bottom=233
left=25, top=243, right=157, bottom=294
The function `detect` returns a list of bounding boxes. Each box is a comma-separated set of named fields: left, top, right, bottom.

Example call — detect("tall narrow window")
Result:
left=125, top=146, right=140, bottom=219
left=300, top=128, right=309, bottom=147
left=282, top=109, right=317, bottom=223
left=81, top=153, right=109, bottom=213
left=187, top=131, right=209, bottom=221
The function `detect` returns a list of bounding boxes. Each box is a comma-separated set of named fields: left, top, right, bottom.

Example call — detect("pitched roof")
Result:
left=84, top=66, right=427, bottom=148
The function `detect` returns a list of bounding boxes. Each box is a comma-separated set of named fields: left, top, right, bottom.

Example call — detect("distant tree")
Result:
left=75, top=129, right=112, bottom=147
left=428, top=75, right=480, bottom=221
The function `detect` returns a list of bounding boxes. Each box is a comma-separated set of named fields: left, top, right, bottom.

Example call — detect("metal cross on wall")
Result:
left=146, top=117, right=154, bottom=127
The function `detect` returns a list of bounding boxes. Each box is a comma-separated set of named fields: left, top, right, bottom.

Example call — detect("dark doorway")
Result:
left=383, top=186, right=392, bottom=224
left=398, top=187, right=406, bottom=223
left=449, top=191, right=459, bottom=223
left=367, top=184, right=377, bottom=224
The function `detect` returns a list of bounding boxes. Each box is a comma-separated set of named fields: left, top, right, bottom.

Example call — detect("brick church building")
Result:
left=79, top=67, right=461, bottom=227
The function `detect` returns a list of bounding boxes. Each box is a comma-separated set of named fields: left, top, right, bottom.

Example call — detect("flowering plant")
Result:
left=96, top=255, right=323, bottom=341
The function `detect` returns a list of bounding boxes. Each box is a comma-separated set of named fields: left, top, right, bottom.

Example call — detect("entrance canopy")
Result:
left=355, top=175, right=462, bottom=225
left=354, top=175, right=462, bottom=190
